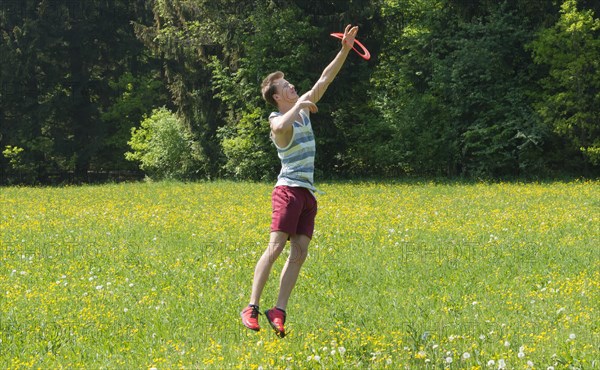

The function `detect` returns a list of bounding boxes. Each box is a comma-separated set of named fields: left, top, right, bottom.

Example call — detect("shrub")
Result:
left=125, top=107, right=205, bottom=180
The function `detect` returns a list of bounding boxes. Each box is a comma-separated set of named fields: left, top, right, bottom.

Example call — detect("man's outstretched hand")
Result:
left=342, top=24, right=359, bottom=50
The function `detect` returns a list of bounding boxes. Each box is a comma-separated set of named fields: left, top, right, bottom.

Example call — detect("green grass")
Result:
left=1, top=180, right=598, bottom=369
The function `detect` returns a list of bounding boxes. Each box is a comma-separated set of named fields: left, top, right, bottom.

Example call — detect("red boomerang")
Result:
left=330, top=32, right=371, bottom=61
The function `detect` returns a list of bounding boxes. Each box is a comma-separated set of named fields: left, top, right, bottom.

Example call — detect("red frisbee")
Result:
left=330, top=32, right=371, bottom=61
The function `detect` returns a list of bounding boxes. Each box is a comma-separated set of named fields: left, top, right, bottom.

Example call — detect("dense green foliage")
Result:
left=125, top=107, right=204, bottom=180
left=0, top=0, right=166, bottom=183
left=1, top=0, right=599, bottom=183
left=531, top=0, right=600, bottom=166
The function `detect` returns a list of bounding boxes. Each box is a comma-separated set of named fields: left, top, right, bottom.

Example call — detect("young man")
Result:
left=241, top=25, right=359, bottom=338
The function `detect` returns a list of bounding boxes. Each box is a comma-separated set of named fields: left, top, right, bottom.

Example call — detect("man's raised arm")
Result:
left=300, top=25, right=359, bottom=105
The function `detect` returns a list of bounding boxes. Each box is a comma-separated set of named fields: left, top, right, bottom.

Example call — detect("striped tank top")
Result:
left=270, top=110, right=316, bottom=192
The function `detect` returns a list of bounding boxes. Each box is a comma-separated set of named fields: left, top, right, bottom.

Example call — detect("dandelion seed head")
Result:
left=498, top=358, right=506, bottom=369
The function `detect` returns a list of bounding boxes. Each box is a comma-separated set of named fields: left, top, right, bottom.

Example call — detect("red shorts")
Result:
left=270, top=186, right=318, bottom=238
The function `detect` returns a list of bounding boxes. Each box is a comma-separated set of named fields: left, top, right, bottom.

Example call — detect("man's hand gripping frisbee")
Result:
left=331, top=24, right=370, bottom=60
left=341, top=24, right=359, bottom=53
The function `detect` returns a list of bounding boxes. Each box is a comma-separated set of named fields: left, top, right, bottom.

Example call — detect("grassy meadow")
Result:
left=0, top=180, right=598, bottom=369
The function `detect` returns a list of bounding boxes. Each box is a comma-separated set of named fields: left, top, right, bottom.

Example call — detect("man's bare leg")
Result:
left=249, top=231, right=289, bottom=306
left=276, top=233, right=310, bottom=310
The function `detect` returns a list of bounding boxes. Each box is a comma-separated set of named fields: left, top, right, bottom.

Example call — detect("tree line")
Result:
left=1, top=0, right=599, bottom=184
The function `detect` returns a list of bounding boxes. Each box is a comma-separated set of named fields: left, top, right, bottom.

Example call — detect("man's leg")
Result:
left=276, top=233, right=310, bottom=310
left=249, top=231, right=289, bottom=306
left=242, top=231, right=288, bottom=331
left=263, top=234, right=309, bottom=337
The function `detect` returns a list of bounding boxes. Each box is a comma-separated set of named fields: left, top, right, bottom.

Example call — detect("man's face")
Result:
left=274, top=78, right=298, bottom=104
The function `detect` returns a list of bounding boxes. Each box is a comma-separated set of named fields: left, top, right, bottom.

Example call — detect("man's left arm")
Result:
left=300, top=25, right=358, bottom=105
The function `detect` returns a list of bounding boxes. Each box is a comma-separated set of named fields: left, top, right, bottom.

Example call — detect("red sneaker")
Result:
left=241, top=305, right=261, bottom=331
left=265, top=307, right=286, bottom=338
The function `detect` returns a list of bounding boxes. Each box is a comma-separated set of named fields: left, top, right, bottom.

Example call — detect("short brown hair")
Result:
left=261, top=71, right=284, bottom=107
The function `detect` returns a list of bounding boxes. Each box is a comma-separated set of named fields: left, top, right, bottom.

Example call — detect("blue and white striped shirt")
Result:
left=270, top=110, right=316, bottom=192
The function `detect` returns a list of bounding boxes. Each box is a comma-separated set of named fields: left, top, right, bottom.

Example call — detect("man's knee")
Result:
left=288, top=238, right=309, bottom=264
left=266, top=232, right=288, bottom=263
